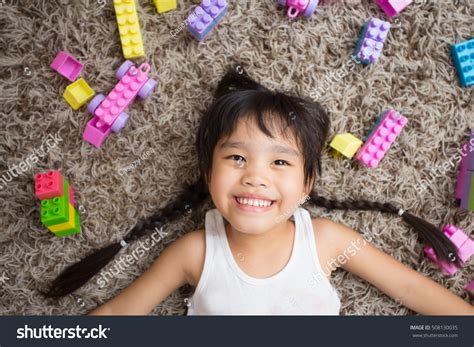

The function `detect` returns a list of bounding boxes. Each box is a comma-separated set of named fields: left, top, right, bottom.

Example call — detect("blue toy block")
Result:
left=451, top=39, right=474, bottom=87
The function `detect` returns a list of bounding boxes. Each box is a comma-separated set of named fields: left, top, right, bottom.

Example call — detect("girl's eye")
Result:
left=274, top=160, right=290, bottom=166
left=227, top=155, right=246, bottom=162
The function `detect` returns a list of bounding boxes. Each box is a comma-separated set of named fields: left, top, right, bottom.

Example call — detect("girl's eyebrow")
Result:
left=220, top=140, right=300, bottom=157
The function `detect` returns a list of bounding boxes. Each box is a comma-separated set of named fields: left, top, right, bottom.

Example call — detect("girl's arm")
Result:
left=88, top=230, right=205, bottom=315
left=322, top=219, right=474, bottom=315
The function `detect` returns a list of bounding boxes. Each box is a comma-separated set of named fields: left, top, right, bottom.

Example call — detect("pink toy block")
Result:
left=35, top=171, right=64, bottom=200
left=466, top=280, right=474, bottom=298
left=83, top=61, right=156, bottom=148
left=50, top=51, right=84, bottom=82
left=375, top=0, right=412, bottom=17
left=355, top=109, right=408, bottom=168
left=423, top=224, right=474, bottom=275
left=278, top=0, right=319, bottom=18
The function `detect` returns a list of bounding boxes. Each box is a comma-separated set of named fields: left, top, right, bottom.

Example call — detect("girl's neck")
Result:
left=224, top=218, right=295, bottom=254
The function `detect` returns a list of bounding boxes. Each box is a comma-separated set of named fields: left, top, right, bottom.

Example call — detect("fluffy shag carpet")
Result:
left=0, top=0, right=472, bottom=315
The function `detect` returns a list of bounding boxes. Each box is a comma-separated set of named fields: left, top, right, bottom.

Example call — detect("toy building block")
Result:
left=355, top=109, right=407, bottom=168
left=457, top=133, right=474, bottom=211
left=40, top=179, right=70, bottom=227
left=113, top=0, right=145, bottom=59
left=451, top=39, right=474, bottom=87
left=63, top=78, right=95, bottom=110
left=187, top=0, right=228, bottom=41
left=460, top=171, right=474, bottom=211
left=329, top=133, right=363, bottom=159
left=375, top=0, right=412, bottom=17
left=354, top=17, right=390, bottom=65
left=48, top=203, right=81, bottom=237
left=69, top=185, right=75, bottom=206
left=455, top=141, right=469, bottom=200
left=50, top=51, right=84, bottom=81
left=35, top=171, right=64, bottom=200
left=53, top=210, right=81, bottom=237
left=84, top=61, right=156, bottom=147
left=466, top=280, right=474, bottom=298
left=154, top=0, right=176, bottom=13
left=423, top=224, right=474, bottom=275
left=277, top=0, right=319, bottom=18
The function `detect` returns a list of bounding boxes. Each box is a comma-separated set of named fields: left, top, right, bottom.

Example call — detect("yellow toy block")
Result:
left=154, top=0, right=177, bottom=13
left=63, top=78, right=95, bottom=110
left=329, top=133, right=363, bottom=159
left=48, top=204, right=77, bottom=232
left=52, top=210, right=80, bottom=237
left=114, top=0, right=145, bottom=59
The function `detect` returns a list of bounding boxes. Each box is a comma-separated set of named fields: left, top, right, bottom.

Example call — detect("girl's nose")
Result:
left=241, top=167, right=270, bottom=188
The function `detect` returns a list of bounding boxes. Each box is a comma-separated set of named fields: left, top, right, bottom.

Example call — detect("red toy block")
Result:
left=35, top=171, right=64, bottom=200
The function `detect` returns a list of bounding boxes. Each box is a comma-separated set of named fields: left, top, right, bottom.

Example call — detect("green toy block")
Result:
left=40, top=179, right=70, bottom=227
left=468, top=174, right=474, bottom=211
left=53, top=209, right=81, bottom=237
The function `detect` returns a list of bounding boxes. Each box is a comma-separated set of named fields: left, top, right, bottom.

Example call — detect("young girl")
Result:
left=44, top=65, right=473, bottom=315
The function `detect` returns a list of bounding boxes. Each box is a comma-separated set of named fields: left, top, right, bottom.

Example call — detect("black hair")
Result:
left=42, top=64, right=460, bottom=298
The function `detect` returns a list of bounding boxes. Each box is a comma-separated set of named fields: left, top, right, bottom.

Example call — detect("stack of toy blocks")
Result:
left=50, top=51, right=95, bottom=110
left=456, top=133, right=474, bottom=211
left=329, top=133, right=363, bottom=159
left=35, top=171, right=81, bottom=237
left=354, top=17, right=390, bottom=65
left=113, top=0, right=145, bottom=59
left=375, top=0, right=412, bottom=17
left=451, top=39, right=474, bottom=87
left=277, top=0, right=319, bottom=18
left=187, top=0, right=228, bottom=41
left=423, top=224, right=473, bottom=275
left=154, top=0, right=176, bottom=13
left=355, top=109, right=408, bottom=168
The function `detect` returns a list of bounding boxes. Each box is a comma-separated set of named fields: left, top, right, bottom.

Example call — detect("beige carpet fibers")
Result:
left=0, top=0, right=472, bottom=315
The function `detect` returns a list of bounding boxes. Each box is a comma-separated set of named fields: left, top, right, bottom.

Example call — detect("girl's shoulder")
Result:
left=310, top=217, right=361, bottom=271
left=176, top=229, right=206, bottom=287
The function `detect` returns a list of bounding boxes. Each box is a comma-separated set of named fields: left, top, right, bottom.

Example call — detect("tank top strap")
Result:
left=293, top=207, right=325, bottom=274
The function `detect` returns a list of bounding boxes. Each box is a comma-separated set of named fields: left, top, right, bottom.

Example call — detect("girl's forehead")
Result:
left=218, top=116, right=299, bottom=149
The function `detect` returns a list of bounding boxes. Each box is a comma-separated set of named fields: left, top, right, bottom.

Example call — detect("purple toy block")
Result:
left=83, top=62, right=156, bottom=148
left=187, top=0, right=228, bottom=41
left=460, top=171, right=474, bottom=211
left=354, top=18, right=390, bottom=65
left=375, top=0, right=412, bottom=17
left=355, top=109, right=407, bottom=168
left=467, top=132, right=474, bottom=171
left=424, top=224, right=474, bottom=275
left=50, top=51, right=84, bottom=82
left=466, top=280, right=474, bottom=298
left=455, top=141, right=469, bottom=200
left=279, top=0, right=319, bottom=18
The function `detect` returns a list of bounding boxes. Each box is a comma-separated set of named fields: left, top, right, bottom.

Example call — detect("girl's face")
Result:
left=207, top=116, right=313, bottom=235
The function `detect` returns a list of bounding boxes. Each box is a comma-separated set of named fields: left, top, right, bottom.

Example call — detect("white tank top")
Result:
left=187, top=208, right=341, bottom=315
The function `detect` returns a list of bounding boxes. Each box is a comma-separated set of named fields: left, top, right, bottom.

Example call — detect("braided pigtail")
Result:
left=308, top=192, right=460, bottom=265
left=42, top=178, right=210, bottom=298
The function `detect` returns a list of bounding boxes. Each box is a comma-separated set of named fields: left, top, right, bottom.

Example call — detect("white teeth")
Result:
left=236, top=197, right=272, bottom=207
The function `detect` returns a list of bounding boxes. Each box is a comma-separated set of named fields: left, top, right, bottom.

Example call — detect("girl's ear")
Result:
left=304, top=177, right=315, bottom=197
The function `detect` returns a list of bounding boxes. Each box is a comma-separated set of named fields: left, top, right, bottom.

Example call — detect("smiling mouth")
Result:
left=233, top=196, right=275, bottom=208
